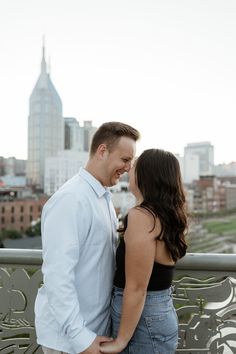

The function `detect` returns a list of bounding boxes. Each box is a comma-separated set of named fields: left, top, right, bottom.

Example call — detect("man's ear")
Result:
left=97, top=144, right=108, bottom=159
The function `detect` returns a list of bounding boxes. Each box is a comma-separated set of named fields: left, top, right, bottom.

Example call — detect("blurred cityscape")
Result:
left=1, top=45, right=236, bottom=252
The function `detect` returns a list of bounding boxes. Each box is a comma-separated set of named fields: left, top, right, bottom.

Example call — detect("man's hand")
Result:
left=80, top=336, right=112, bottom=354
left=100, top=338, right=127, bottom=353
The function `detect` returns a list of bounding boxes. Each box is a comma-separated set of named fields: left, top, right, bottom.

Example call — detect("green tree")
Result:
left=0, top=229, right=22, bottom=240
left=25, top=221, right=41, bottom=237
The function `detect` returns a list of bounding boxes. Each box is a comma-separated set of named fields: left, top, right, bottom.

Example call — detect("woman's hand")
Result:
left=100, top=338, right=127, bottom=353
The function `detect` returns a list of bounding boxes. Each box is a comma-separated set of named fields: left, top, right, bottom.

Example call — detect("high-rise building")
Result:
left=64, top=119, right=97, bottom=153
left=183, top=154, right=199, bottom=184
left=0, top=157, right=26, bottom=177
left=44, top=150, right=89, bottom=195
left=83, top=121, right=97, bottom=152
left=174, top=154, right=184, bottom=179
left=27, top=44, right=64, bottom=189
left=4, top=157, right=26, bottom=176
left=64, top=117, right=84, bottom=151
left=184, top=142, right=214, bottom=177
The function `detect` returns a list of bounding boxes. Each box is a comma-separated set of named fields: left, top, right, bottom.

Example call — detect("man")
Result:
left=34, top=122, right=140, bottom=354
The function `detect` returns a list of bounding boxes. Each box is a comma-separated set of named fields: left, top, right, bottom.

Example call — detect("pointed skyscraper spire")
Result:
left=41, top=35, right=47, bottom=74
left=48, top=55, right=51, bottom=76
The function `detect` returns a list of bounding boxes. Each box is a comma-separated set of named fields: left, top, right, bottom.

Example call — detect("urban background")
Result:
left=1, top=45, right=236, bottom=253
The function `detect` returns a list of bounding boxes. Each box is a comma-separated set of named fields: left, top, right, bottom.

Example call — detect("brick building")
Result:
left=0, top=189, right=47, bottom=232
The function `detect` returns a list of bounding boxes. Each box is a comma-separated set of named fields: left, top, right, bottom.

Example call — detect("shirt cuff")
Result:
left=71, top=326, right=97, bottom=353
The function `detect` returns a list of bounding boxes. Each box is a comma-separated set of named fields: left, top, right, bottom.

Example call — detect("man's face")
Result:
left=102, top=136, right=136, bottom=186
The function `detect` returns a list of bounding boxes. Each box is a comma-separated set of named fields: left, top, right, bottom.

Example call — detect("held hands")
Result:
left=80, top=336, right=112, bottom=354
left=100, top=338, right=127, bottom=354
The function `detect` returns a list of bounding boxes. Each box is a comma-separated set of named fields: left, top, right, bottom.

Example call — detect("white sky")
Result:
left=0, top=0, right=236, bottom=164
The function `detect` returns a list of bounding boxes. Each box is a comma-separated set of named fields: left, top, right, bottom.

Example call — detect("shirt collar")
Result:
left=78, top=167, right=110, bottom=198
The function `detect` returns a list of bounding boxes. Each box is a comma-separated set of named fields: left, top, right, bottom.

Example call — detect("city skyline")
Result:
left=1, top=0, right=236, bottom=164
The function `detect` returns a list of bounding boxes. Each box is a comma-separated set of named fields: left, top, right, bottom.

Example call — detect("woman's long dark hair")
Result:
left=121, top=149, right=188, bottom=262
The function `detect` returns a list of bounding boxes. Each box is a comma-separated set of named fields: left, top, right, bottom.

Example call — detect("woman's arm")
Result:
left=100, top=208, right=159, bottom=353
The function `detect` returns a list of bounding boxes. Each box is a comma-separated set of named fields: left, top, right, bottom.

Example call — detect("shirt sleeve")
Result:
left=41, top=191, right=96, bottom=353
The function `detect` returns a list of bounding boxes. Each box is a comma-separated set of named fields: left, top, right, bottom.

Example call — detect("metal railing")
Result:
left=0, top=250, right=236, bottom=353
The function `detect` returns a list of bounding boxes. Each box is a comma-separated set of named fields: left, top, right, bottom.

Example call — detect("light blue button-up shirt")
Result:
left=35, top=168, right=118, bottom=354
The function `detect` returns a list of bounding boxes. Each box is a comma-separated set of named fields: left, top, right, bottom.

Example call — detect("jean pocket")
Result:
left=144, top=309, right=178, bottom=343
left=145, top=312, right=178, bottom=354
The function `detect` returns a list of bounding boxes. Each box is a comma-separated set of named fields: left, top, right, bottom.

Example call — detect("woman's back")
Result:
left=114, top=236, right=175, bottom=291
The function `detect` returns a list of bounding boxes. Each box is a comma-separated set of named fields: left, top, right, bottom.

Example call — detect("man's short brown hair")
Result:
left=90, top=122, right=140, bottom=156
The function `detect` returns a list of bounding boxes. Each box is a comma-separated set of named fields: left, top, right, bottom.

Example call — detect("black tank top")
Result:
left=114, top=237, right=175, bottom=291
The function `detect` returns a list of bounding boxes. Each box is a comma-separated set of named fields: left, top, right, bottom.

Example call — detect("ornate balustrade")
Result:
left=0, top=250, right=236, bottom=353
left=174, top=253, right=236, bottom=353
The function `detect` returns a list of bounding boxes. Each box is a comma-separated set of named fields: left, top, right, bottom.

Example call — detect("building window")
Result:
left=30, top=206, right=33, bottom=212
left=29, top=215, right=33, bottom=222
left=1, top=207, right=5, bottom=214
left=11, top=216, right=15, bottom=223
left=20, top=206, right=24, bottom=213
left=20, top=215, right=24, bottom=222
left=11, top=206, right=14, bottom=213
left=1, top=217, right=5, bottom=224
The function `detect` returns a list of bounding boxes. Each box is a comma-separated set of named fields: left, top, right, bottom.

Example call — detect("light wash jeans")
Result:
left=111, top=286, right=178, bottom=354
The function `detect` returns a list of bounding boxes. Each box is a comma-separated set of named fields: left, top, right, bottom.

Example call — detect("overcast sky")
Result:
left=0, top=0, right=236, bottom=164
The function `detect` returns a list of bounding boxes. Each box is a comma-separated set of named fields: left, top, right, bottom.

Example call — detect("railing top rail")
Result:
left=177, top=252, right=236, bottom=271
left=0, top=248, right=236, bottom=271
left=0, top=249, right=236, bottom=271
left=0, top=248, right=42, bottom=265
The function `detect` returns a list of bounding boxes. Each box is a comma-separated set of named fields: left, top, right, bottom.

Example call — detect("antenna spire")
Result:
left=48, top=56, right=51, bottom=76
left=41, top=35, right=47, bottom=73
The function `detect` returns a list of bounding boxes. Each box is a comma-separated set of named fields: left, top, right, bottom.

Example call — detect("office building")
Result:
left=184, top=142, right=214, bottom=177
left=27, top=44, right=64, bottom=189
left=44, top=150, right=89, bottom=195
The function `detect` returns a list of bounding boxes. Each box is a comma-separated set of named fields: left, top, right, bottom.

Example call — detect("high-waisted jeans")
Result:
left=111, top=286, right=178, bottom=354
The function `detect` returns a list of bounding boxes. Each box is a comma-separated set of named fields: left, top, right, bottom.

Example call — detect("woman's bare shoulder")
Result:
left=128, top=206, right=151, bottom=220
left=127, top=207, right=160, bottom=232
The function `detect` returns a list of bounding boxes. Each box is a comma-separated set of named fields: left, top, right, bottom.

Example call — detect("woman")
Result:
left=101, top=149, right=188, bottom=354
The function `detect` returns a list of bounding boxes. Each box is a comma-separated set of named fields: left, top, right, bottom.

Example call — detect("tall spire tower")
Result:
left=41, top=36, right=46, bottom=73
left=27, top=41, right=64, bottom=189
